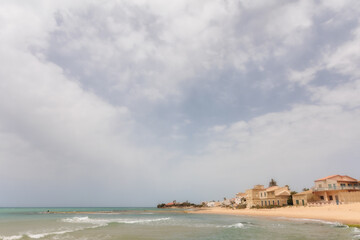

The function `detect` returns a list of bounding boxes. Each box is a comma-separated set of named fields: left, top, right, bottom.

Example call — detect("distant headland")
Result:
left=157, top=200, right=203, bottom=208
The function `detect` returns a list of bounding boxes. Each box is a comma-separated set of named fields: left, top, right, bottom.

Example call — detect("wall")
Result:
left=338, top=191, right=360, bottom=203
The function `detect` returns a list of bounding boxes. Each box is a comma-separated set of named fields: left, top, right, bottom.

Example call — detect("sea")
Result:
left=0, top=207, right=359, bottom=240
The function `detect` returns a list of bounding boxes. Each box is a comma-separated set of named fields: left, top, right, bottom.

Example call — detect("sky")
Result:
left=1, top=0, right=360, bottom=207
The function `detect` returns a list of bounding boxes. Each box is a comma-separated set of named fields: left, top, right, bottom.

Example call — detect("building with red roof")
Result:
left=293, top=175, right=360, bottom=206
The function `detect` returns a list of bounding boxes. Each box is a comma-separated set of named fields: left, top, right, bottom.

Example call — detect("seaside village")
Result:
left=200, top=175, right=360, bottom=209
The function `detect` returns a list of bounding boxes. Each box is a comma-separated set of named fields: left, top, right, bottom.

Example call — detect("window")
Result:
left=319, top=184, right=322, bottom=188
left=273, top=200, right=275, bottom=205
left=348, top=184, right=352, bottom=187
left=333, top=184, right=336, bottom=189
left=302, top=199, right=305, bottom=205
left=329, top=195, right=333, bottom=201
left=320, top=196, right=324, bottom=200
left=328, top=184, right=332, bottom=189
left=261, top=201, right=263, bottom=206
left=261, top=193, right=263, bottom=197
left=277, top=200, right=280, bottom=205
left=296, top=200, right=299, bottom=205
left=268, top=201, right=270, bottom=205
left=265, top=201, right=267, bottom=206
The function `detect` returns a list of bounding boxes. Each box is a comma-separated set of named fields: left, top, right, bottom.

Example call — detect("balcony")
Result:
left=313, top=186, right=360, bottom=192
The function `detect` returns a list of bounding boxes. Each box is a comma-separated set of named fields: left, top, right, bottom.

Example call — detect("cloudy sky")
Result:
left=1, top=0, right=360, bottom=207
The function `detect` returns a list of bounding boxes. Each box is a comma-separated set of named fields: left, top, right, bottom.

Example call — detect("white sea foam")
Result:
left=26, top=229, right=77, bottom=239
left=1, top=223, right=106, bottom=240
left=62, top=216, right=107, bottom=226
left=215, top=223, right=246, bottom=229
left=0, top=235, right=23, bottom=240
left=225, top=223, right=245, bottom=228
left=277, top=217, right=345, bottom=227
left=353, top=233, right=360, bottom=239
left=62, top=216, right=170, bottom=226
left=1, top=230, right=78, bottom=240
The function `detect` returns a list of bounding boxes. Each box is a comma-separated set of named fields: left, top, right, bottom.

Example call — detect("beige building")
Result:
left=246, top=185, right=290, bottom=208
left=293, top=190, right=314, bottom=206
left=245, top=185, right=264, bottom=207
left=313, top=175, right=360, bottom=203
left=293, top=175, right=360, bottom=206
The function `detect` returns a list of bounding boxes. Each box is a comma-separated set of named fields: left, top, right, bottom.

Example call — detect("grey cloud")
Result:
left=1, top=0, right=360, bottom=206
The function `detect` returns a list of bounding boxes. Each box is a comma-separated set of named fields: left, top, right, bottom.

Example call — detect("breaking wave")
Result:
left=213, top=222, right=247, bottom=229
left=0, top=236, right=23, bottom=240
left=0, top=229, right=84, bottom=240
left=62, top=216, right=171, bottom=225
left=353, top=228, right=360, bottom=239
left=277, top=217, right=346, bottom=227
left=224, top=223, right=245, bottom=228
left=0, top=217, right=170, bottom=240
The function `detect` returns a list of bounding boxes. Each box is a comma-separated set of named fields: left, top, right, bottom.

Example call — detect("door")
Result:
left=335, top=195, right=339, bottom=205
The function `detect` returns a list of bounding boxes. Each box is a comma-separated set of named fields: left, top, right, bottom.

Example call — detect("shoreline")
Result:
left=186, top=203, right=360, bottom=225
left=43, top=204, right=360, bottom=226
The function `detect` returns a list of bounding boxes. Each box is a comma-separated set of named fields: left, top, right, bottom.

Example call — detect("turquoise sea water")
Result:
left=0, top=208, right=359, bottom=240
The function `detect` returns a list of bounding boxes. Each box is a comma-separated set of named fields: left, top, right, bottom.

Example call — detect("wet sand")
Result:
left=187, top=203, right=360, bottom=225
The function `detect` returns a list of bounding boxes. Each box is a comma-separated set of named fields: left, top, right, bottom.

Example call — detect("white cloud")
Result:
left=185, top=103, right=360, bottom=194
left=325, top=26, right=360, bottom=78
left=288, top=23, right=360, bottom=109
left=209, top=125, right=227, bottom=133
left=0, top=1, right=171, bottom=205
left=288, top=65, right=321, bottom=86
left=41, top=0, right=320, bottom=103
left=265, top=0, right=314, bottom=46
left=1, top=0, right=360, bottom=205
left=310, top=80, right=360, bottom=108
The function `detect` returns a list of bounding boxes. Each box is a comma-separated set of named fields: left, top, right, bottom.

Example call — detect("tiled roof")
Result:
left=276, top=190, right=290, bottom=196
left=266, top=186, right=280, bottom=192
left=315, top=175, right=358, bottom=182
left=315, top=175, right=339, bottom=181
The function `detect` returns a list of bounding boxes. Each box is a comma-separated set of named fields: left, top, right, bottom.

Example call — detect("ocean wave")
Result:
left=26, top=229, right=78, bottom=239
left=62, top=216, right=171, bottom=225
left=277, top=217, right=346, bottom=227
left=0, top=230, right=74, bottom=240
left=0, top=235, right=23, bottom=240
left=214, top=223, right=246, bottom=229
left=225, top=223, right=245, bottom=228
left=0, top=223, right=103, bottom=240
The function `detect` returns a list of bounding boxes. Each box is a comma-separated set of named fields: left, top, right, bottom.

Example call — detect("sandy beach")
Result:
left=187, top=203, right=360, bottom=225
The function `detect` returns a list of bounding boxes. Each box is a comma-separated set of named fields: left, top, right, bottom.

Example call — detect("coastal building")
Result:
left=293, top=190, right=314, bottom=206
left=293, top=175, right=360, bottom=206
left=235, top=192, right=247, bottom=205
left=245, top=185, right=290, bottom=208
left=313, top=175, right=360, bottom=204
left=204, top=201, right=221, bottom=207
left=221, top=199, right=231, bottom=207
left=165, top=202, right=175, bottom=207
left=245, top=185, right=264, bottom=207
